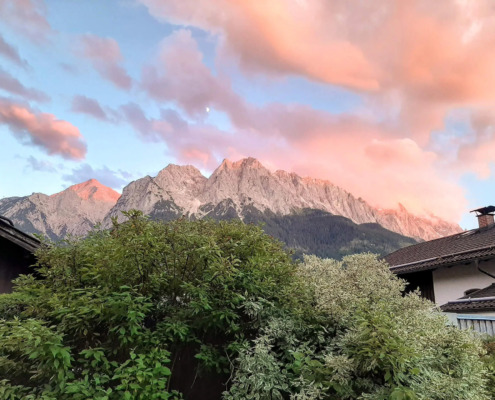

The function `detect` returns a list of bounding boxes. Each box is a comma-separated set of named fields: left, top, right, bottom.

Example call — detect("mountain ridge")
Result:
left=0, top=158, right=462, bottom=243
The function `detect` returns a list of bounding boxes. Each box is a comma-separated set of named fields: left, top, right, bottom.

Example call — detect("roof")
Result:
left=0, top=216, right=40, bottom=253
left=460, top=283, right=495, bottom=299
left=385, top=224, right=495, bottom=274
left=441, top=284, right=495, bottom=312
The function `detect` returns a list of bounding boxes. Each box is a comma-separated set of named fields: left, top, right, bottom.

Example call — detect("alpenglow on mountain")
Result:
left=0, top=158, right=461, bottom=257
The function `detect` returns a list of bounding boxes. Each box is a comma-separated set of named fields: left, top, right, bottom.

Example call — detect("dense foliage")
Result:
left=228, top=255, right=489, bottom=400
left=0, top=212, right=491, bottom=399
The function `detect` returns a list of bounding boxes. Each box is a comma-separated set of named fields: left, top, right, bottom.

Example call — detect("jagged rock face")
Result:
left=103, top=164, right=206, bottom=225
left=192, top=158, right=460, bottom=240
left=0, top=158, right=462, bottom=241
left=0, top=180, right=119, bottom=240
left=374, top=204, right=461, bottom=242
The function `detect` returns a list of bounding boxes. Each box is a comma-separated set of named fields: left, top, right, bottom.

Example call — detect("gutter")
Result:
left=476, top=259, right=495, bottom=280
left=446, top=296, right=495, bottom=304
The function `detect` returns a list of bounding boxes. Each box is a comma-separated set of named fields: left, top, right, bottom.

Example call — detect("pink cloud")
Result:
left=71, top=95, right=108, bottom=121
left=141, top=30, right=248, bottom=123
left=0, top=35, right=28, bottom=68
left=122, top=95, right=465, bottom=220
left=138, top=1, right=495, bottom=143
left=138, top=0, right=495, bottom=102
left=248, top=132, right=460, bottom=220
left=0, top=99, right=86, bottom=159
left=138, top=0, right=378, bottom=90
left=0, top=0, right=52, bottom=43
left=0, top=68, right=49, bottom=102
left=79, top=34, right=132, bottom=90
left=454, top=110, right=495, bottom=179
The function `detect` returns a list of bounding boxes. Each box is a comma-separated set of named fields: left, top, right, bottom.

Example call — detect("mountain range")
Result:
left=0, top=157, right=462, bottom=258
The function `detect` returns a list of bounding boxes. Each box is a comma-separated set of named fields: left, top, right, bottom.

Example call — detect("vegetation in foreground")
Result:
left=0, top=211, right=491, bottom=399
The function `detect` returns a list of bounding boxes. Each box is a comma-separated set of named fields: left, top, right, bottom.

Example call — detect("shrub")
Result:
left=0, top=211, right=301, bottom=399
left=226, top=254, right=490, bottom=400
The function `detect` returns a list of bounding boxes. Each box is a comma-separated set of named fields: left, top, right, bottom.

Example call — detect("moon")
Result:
left=206, top=107, right=210, bottom=113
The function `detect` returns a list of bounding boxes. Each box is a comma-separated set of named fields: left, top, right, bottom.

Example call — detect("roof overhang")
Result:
left=0, top=223, right=40, bottom=253
left=389, top=245, right=495, bottom=274
left=441, top=296, right=495, bottom=313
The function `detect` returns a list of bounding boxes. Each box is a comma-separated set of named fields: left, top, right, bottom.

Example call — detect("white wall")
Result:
left=432, top=259, right=495, bottom=306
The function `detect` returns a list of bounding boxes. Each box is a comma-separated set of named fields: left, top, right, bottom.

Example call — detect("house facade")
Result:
left=0, top=215, right=40, bottom=293
left=386, top=206, right=495, bottom=317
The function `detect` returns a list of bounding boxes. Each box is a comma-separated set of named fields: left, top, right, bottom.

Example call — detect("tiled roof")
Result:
left=460, top=283, right=495, bottom=299
left=441, top=298, right=495, bottom=312
left=441, top=285, right=495, bottom=312
left=385, top=224, right=495, bottom=274
left=0, top=216, right=40, bottom=253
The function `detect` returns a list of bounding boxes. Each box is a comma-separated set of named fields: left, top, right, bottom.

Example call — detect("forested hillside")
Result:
left=243, top=208, right=417, bottom=259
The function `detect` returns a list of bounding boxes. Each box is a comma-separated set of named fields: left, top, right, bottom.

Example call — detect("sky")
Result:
left=1, top=0, right=495, bottom=229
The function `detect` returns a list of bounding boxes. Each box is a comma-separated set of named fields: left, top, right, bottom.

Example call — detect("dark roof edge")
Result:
left=389, top=243, right=495, bottom=271
left=447, top=296, right=495, bottom=303
left=0, top=221, right=40, bottom=253
left=441, top=297, right=495, bottom=312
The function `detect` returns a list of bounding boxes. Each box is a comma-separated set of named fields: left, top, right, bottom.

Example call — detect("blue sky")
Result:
left=2, top=0, right=495, bottom=229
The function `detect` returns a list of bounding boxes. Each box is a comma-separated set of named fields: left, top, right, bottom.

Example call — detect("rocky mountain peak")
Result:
left=155, top=164, right=207, bottom=202
left=209, top=158, right=272, bottom=187
left=217, top=159, right=233, bottom=171
left=216, top=157, right=267, bottom=173
left=57, top=179, right=120, bottom=203
left=232, top=157, right=264, bottom=169
left=158, top=164, right=204, bottom=178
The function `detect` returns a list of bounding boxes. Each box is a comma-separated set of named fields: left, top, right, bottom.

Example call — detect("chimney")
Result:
left=470, top=206, right=495, bottom=229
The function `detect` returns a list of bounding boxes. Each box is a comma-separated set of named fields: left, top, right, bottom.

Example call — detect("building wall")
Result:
left=0, top=236, right=35, bottom=293
left=432, top=259, right=495, bottom=306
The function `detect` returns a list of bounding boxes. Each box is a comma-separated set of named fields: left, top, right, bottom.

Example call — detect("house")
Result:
left=0, top=215, right=40, bottom=293
left=386, top=206, right=495, bottom=314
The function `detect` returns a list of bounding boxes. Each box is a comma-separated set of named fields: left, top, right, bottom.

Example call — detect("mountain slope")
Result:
left=104, top=157, right=459, bottom=241
left=0, top=180, right=119, bottom=240
left=0, top=158, right=462, bottom=255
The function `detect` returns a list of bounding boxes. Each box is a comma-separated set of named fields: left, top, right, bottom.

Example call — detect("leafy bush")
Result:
left=481, top=337, right=495, bottom=398
left=0, top=213, right=490, bottom=399
left=0, top=211, right=302, bottom=399
left=226, top=254, right=490, bottom=400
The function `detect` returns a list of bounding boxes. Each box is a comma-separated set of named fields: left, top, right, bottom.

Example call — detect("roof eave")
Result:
left=390, top=252, right=495, bottom=275
left=0, top=224, right=40, bottom=253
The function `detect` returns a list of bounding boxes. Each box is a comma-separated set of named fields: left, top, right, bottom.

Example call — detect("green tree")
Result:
left=0, top=211, right=302, bottom=399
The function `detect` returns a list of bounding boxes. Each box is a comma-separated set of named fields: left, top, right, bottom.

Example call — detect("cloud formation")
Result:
left=0, top=99, right=86, bottom=159
left=71, top=95, right=109, bottom=121
left=78, top=34, right=132, bottom=90
left=24, top=155, right=57, bottom=173
left=138, top=0, right=378, bottom=90
left=142, top=29, right=253, bottom=123
left=0, top=0, right=52, bottom=43
left=138, top=0, right=495, bottom=148
left=0, top=68, right=49, bottom=102
left=0, top=35, right=28, bottom=68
